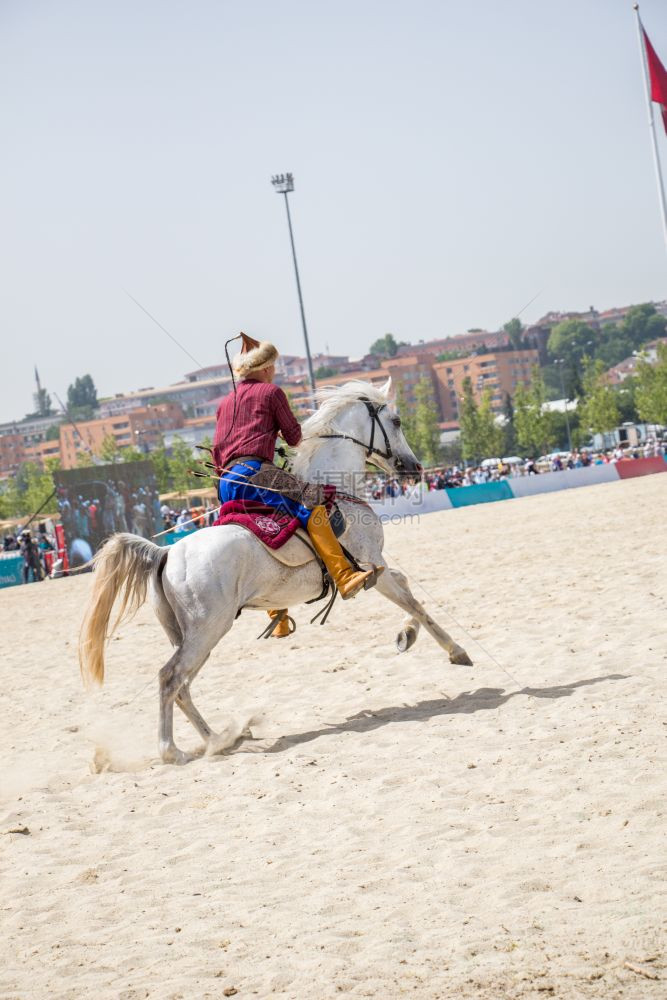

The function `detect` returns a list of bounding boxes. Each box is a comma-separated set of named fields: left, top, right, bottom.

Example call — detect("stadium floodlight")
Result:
left=270, top=172, right=316, bottom=399
left=271, top=173, right=294, bottom=194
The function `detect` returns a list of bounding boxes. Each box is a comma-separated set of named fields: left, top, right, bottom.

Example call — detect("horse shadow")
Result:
left=236, top=673, right=628, bottom=756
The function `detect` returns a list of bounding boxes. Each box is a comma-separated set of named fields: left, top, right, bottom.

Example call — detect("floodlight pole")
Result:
left=271, top=173, right=317, bottom=400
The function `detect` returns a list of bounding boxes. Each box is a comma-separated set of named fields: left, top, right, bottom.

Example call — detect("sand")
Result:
left=0, top=473, right=665, bottom=999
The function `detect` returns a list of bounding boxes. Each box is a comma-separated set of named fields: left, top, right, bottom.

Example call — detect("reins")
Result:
left=311, top=397, right=394, bottom=464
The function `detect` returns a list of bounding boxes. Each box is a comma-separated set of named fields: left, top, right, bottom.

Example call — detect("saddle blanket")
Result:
left=213, top=500, right=300, bottom=549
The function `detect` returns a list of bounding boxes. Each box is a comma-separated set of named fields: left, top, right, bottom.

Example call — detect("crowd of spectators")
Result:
left=159, top=502, right=219, bottom=534
left=368, top=438, right=666, bottom=500
left=57, top=483, right=163, bottom=548
left=2, top=522, right=56, bottom=583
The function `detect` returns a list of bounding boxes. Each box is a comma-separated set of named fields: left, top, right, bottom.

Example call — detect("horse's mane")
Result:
left=291, top=378, right=392, bottom=472
left=301, top=379, right=392, bottom=439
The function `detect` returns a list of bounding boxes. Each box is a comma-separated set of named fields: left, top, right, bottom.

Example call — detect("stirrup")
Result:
left=257, top=611, right=296, bottom=640
left=363, top=564, right=384, bottom=591
left=339, top=564, right=384, bottom=601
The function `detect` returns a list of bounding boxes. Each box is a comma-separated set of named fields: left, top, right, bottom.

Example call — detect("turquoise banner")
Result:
left=446, top=481, right=514, bottom=507
left=0, top=553, right=24, bottom=589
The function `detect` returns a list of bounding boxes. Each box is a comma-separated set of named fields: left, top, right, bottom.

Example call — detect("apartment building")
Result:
left=24, top=439, right=62, bottom=465
left=183, top=364, right=231, bottom=383
left=163, top=415, right=218, bottom=451
left=98, top=376, right=232, bottom=418
left=381, top=354, right=441, bottom=409
left=59, top=403, right=185, bottom=468
left=0, top=433, right=24, bottom=478
left=0, top=414, right=64, bottom=477
left=433, top=349, right=539, bottom=420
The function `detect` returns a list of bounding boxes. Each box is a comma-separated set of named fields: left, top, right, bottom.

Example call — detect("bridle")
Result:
left=316, top=396, right=395, bottom=465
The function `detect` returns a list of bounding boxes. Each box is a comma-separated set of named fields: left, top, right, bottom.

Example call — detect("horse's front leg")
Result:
left=377, top=566, right=472, bottom=666
left=396, top=613, right=420, bottom=653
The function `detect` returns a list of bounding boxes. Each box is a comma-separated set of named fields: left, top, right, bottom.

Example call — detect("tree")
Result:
left=502, top=392, right=518, bottom=455
left=413, top=379, right=441, bottom=467
left=32, top=385, right=53, bottom=418
left=435, top=349, right=466, bottom=362
left=150, top=442, right=171, bottom=493
left=634, top=342, right=667, bottom=424
left=24, top=458, right=60, bottom=516
left=547, top=320, right=596, bottom=367
left=75, top=449, right=95, bottom=468
left=1, top=459, right=60, bottom=518
left=621, top=303, right=667, bottom=350
left=459, top=377, right=481, bottom=462
left=369, top=333, right=406, bottom=358
left=0, top=476, right=21, bottom=519
left=615, top=377, right=639, bottom=424
left=45, top=423, right=61, bottom=441
left=99, top=434, right=122, bottom=464
left=168, top=436, right=195, bottom=495
left=578, top=359, right=620, bottom=436
left=459, top=379, right=504, bottom=462
left=593, top=325, right=633, bottom=369
left=119, top=445, right=145, bottom=464
left=503, top=317, right=524, bottom=350
left=394, top=382, right=417, bottom=453
left=314, top=365, right=339, bottom=379
left=477, top=390, right=504, bottom=459
left=514, top=368, right=557, bottom=455
left=67, top=375, right=98, bottom=410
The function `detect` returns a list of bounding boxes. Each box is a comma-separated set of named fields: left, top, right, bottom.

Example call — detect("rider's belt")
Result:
left=230, top=455, right=267, bottom=467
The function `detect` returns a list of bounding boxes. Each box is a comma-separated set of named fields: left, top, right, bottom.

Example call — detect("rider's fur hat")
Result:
left=233, top=333, right=279, bottom=378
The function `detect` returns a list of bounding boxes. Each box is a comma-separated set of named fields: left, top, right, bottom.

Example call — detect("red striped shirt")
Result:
left=212, top=379, right=302, bottom=471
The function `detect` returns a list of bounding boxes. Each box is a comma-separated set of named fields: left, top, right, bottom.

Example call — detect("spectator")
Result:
left=19, top=530, right=44, bottom=584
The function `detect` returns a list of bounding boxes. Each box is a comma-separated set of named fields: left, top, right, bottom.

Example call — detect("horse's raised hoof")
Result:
left=396, top=626, right=418, bottom=653
left=449, top=647, right=473, bottom=666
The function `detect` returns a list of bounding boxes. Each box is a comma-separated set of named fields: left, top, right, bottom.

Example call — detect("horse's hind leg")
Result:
left=176, top=674, right=213, bottom=743
left=159, top=646, right=200, bottom=764
left=159, top=635, right=220, bottom=764
left=376, top=565, right=472, bottom=666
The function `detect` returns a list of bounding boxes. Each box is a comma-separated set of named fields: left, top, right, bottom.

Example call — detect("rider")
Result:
left=213, top=334, right=380, bottom=637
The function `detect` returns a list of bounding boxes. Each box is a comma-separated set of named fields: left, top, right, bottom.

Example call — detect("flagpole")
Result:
left=633, top=3, right=667, bottom=254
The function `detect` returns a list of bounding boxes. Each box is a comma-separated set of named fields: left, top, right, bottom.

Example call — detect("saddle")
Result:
left=217, top=503, right=347, bottom=567
left=217, top=498, right=377, bottom=633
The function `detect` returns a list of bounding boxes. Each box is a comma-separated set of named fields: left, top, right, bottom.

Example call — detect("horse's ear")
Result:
left=381, top=377, right=392, bottom=399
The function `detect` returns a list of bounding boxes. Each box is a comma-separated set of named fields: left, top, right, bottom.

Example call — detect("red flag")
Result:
left=643, top=28, right=667, bottom=134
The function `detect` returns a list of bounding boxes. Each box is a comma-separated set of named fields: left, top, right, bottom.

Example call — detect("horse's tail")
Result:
left=79, top=533, right=165, bottom=688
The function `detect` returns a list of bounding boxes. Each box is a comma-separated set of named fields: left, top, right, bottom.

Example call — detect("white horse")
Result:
left=79, top=379, right=472, bottom=764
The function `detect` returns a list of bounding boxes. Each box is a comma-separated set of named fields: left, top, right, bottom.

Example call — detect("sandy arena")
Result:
left=0, top=474, right=665, bottom=999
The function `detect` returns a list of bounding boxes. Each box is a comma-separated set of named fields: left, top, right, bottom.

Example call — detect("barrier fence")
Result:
left=371, top=456, right=666, bottom=520
left=2, top=456, right=665, bottom=588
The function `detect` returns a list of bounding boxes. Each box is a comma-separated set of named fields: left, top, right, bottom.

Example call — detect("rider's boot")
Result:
left=306, top=505, right=383, bottom=600
left=267, top=609, right=292, bottom=638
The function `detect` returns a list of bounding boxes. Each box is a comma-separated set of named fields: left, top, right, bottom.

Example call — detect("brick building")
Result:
left=0, top=433, right=24, bottom=479
left=433, top=349, right=539, bottom=421
left=381, top=354, right=440, bottom=409
left=59, top=403, right=185, bottom=468
left=24, top=439, right=62, bottom=465
left=97, top=376, right=232, bottom=418
left=0, top=413, right=64, bottom=478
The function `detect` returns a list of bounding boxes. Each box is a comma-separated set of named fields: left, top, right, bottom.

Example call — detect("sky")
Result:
left=1, top=0, right=667, bottom=423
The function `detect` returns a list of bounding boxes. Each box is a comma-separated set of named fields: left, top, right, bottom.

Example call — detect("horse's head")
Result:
left=308, top=378, right=423, bottom=477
